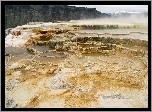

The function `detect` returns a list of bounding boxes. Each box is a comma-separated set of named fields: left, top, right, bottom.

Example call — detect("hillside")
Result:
left=5, top=5, right=110, bottom=29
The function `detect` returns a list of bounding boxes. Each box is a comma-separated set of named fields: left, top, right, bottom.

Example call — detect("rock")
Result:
left=31, top=72, right=37, bottom=76
left=13, top=71, right=22, bottom=79
left=47, top=67, right=57, bottom=74
left=84, top=63, right=101, bottom=74
left=85, top=67, right=95, bottom=74
left=9, top=62, right=19, bottom=69
left=37, top=68, right=48, bottom=75
left=50, top=65, right=76, bottom=89
left=6, top=79, right=19, bottom=91
left=11, top=30, right=21, bottom=36
left=51, top=82, right=73, bottom=89
left=27, top=47, right=40, bottom=55
left=101, top=94, right=125, bottom=99
left=25, top=65, right=33, bottom=70
left=74, top=86, right=91, bottom=92
left=5, top=97, right=18, bottom=108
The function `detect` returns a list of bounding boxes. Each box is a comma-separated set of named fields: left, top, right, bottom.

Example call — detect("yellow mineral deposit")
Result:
left=5, top=21, right=148, bottom=108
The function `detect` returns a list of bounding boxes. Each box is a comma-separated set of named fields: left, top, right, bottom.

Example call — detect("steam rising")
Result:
left=70, top=13, right=148, bottom=25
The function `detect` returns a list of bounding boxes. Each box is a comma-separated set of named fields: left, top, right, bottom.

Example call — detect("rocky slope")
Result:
left=5, top=5, right=110, bottom=29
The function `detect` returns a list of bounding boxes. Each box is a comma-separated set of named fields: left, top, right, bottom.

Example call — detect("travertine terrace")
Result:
left=5, top=21, right=148, bottom=108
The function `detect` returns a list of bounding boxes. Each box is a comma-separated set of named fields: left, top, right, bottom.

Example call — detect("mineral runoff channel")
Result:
left=5, top=20, right=148, bottom=108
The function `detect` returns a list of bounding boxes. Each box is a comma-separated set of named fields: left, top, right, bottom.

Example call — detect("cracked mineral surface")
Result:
left=5, top=21, right=148, bottom=108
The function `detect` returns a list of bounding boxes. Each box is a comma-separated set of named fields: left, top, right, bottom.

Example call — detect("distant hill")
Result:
left=5, top=5, right=110, bottom=29
left=109, top=11, right=148, bottom=18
